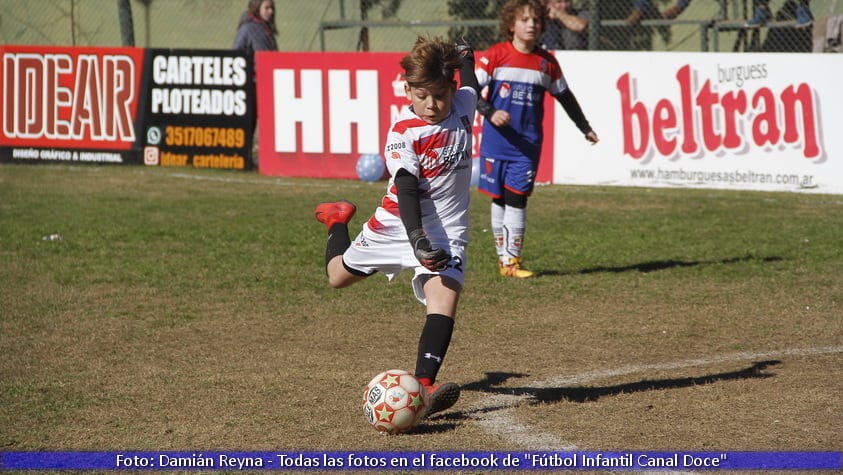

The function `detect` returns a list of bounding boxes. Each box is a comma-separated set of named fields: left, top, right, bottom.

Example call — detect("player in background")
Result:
left=475, top=0, right=598, bottom=278
left=314, top=36, right=481, bottom=416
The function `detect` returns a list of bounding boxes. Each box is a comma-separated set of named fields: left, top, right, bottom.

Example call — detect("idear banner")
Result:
left=0, top=45, right=145, bottom=165
left=1, top=46, right=254, bottom=171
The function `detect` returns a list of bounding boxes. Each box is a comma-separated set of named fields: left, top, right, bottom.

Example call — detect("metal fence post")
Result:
left=589, top=0, right=600, bottom=51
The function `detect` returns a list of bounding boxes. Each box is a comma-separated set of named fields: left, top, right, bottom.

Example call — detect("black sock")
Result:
left=325, top=223, right=351, bottom=269
left=415, top=313, right=454, bottom=384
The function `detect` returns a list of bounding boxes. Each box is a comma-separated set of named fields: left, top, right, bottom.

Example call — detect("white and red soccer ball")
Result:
left=362, top=370, right=429, bottom=434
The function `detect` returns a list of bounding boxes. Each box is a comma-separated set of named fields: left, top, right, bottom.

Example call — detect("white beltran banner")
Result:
left=551, top=51, right=843, bottom=194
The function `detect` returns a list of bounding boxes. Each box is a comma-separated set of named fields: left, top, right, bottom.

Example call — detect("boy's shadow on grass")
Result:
left=535, top=254, right=783, bottom=277
left=423, top=360, right=780, bottom=427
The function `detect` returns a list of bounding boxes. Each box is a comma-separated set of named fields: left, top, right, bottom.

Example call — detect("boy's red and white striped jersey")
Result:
left=370, top=87, right=477, bottom=244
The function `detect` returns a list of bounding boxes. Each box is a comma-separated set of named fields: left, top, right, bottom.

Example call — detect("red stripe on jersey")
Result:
left=414, top=130, right=453, bottom=179
left=367, top=215, right=386, bottom=233
left=381, top=196, right=400, bottom=217
left=478, top=42, right=561, bottom=83
left=391, top=117, right=428, bottom=135
left=413, top=129, right=452, bottom=156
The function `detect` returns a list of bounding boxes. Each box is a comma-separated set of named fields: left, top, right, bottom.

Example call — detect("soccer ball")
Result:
left=362, top=369, right=429, bottom=434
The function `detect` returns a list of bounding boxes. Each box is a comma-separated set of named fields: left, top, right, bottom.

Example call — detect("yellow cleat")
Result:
left=499, top=257, right=534, bottom=278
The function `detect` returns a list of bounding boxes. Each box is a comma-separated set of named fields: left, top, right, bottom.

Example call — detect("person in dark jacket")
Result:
left=541, top=0, right=591, bottom=50
left=233, top=0, right=278, bottom=53
left=233, top=0, right=278, bottom=168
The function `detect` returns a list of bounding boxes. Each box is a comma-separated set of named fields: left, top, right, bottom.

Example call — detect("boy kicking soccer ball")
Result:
left=315, top=35, right=481, bottom=416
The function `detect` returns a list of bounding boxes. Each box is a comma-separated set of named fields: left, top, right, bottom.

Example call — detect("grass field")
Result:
left=0, top=164, right=841, bottom=472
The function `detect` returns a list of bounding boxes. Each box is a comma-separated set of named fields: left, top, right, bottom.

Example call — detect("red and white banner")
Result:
left=258, top=50, right=842, bottom=195
left=1, top=45, right=144, bottom=163
left=255, top=52, right=399, bottom=179
left=551, top=51, right=843, bottom=194
left=255, top=51, right=556, bottom=181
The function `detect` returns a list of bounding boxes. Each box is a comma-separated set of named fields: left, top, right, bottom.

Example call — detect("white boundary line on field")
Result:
left=469, top=345, right=843, bottom=452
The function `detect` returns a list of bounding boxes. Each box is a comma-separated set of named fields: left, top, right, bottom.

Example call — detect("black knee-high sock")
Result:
left=325, top=223, right=351, bottom=269
left=415, top=313, right=454, bottom=384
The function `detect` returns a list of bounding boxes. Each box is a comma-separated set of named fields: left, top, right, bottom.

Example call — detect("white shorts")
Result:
left=343, top=220, right=467, bottom=305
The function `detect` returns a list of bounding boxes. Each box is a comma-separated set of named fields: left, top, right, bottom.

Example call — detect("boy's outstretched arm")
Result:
left=555, top=89, right=599, bottom=144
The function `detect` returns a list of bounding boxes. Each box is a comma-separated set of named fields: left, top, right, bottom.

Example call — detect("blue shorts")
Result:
left=477, top=157, right=537, bottom=198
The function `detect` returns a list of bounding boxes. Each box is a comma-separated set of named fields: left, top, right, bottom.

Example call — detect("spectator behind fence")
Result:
left=661, top=0, right=691, bottom=19
left=233, top=0, right=278, bottom=168
left=599, top=0, right=667, bottom=50
left=823, top=14, right=843, bottom=52
left=761, top=0, right=813, bottom=51
left=746, top=0, right=812, bottom=28
left=541, top=0, right=591, bottom=50
left=233, top=0, right=278, bottom=53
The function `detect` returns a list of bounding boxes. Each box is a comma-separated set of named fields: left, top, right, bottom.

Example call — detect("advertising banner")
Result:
left=255, top=51, right=555, bottom=182
left=256, top=51, right=414, bottom=179
left=1, top=45, right=145, bottom=164
left=5, top=45, right=839, bottom=194
left=139, top=49, right=254, bottom=170
left=1, top=46, right=254, bottom=171
left=550, top=51, right=843, bottom=194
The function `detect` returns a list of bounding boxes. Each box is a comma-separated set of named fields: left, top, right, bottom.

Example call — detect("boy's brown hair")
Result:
left=499, top=0, right=546, bottom=42
left=400, top=36, right=461, bottom=89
